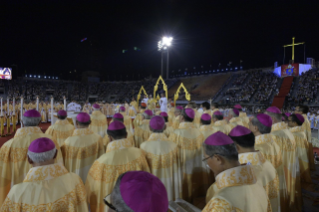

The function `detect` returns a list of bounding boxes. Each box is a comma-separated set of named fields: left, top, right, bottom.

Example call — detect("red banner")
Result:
left=281, top=63, right=299, bottom=77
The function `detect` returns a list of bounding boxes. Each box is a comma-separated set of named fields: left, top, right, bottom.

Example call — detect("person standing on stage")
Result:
left=159, top=93, right=167, bottom=113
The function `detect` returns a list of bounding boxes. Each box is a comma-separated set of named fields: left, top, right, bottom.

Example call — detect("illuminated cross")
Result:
left=283, top=37, right=304, bottom=62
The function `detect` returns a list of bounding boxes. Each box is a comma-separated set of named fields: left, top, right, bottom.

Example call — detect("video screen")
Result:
left=0, top=67, right=12, bottom=80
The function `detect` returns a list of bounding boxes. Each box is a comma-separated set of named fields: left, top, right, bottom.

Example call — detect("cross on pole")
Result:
left=283, top=37, right=304, bottom=62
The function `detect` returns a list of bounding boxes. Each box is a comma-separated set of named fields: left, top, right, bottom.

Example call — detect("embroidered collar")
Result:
left=106, top=138, right=133, bottom=152
left=239, top=112, right=247, bottom=117
left=178, top=122, right=196, bottom=129
left=72, top=128, right=94, bottom=136
left=271, top=122, right=287, bottom=132
left=15, top=127, right=43, bottom=138
left=289, top=126, right=303, bottom=133
left=147, top=133, right=168, bottom=141
left=23, top=163, right=68, bottom=182
left=55, top=119, right=71, bottom=126
left=200, top=125, right=212, bottom=131
left=214, top=120, right=226, bottom=126
left=215, top=164, right=257, bottom=190
left=239, top=151, right=266, bottom=166
left=230, top=117, right=241, bottom=123
left=255, top=134, right=274, bottom=145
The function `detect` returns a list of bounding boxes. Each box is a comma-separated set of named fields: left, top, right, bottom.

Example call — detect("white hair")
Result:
left=27, top=148, right=57, bottom=163
left=93, top=107, right=100, bottom=111
left=22, top=116, right=41, bottom=126
left=143, top=113, right=152, bottom=120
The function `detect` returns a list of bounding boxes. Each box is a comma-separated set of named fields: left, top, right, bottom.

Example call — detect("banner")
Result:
left=281, top=63, right=299, bottom=77
left=0, top=67, right=12, bottom=80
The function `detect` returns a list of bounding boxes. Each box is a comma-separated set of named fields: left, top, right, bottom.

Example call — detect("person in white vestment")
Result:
left=159, top=93, right=167, bottom=113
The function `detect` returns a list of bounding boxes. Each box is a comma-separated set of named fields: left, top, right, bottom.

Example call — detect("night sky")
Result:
left=1, top=0, right=319, bottom=80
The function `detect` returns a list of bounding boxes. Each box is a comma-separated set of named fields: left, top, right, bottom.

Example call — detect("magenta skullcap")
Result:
left=201, top=113, right=211, bottom=121
left=256, top=114, right=272, bottom=128
left=120, top=171, right=168, bottom=212
left=108, top=121, right=125, bottom=130
left=295, top=114, right=305, bottom=124
left=93, top=103, right=100, bottom=109
left=229, top=125, right=251, bottom=137
left=24, top=109, right=41, bottom=118
left=176, top=106, right=183, bottom=111
left=213, top=111, right=223, bottom=116
left=285, top=112, right=291, bottom=117
left=150, top=116, right=165, bottom=130
left=266, top=106, right=281, bottom=114
left=76, top=112, right=90, bottom=123
left=232, top=108, right=239, bottom=116
left=28, top=137, right=56, bottom=153
left=120, top=106, right=126, bottom=112
left=234, top=104, right=242, bottom=109
left=160, top=112, right=168, bottom=117
left=185, top=108, right=195, bottom=119
left=205, top=131, right=234, bottom=146
left=144, top=110, right=153, bottom=116
left=113, top=113, right=124, bottom=119
left=57, top=110, right=67, bottom=117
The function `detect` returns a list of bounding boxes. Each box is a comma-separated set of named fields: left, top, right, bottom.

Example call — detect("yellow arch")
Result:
left=174, top=82, right=191, bottom=106
left=153, top=76, right=168, bottom=99
left=137, top=86, right=148, bottom=104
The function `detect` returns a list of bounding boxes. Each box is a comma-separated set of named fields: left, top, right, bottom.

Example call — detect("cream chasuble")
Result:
left=271, top=122, right=298, bottom=209
left=0, top=127, right=63, bottom=206
left=255, top=133, right=288, bottom=212
left=120, top=112, right=133, bottom=133
left=239, top=112, right=250, bottom=128
left=164, top=124, right=175, bottom=138
left=61, top=128, right=104, bottom=183
left=103, top=130, right=135, bottom=152
left=106, top=138, right=134, bottom=153
left=128, top=101, right=138, bottom=116
left=89, top=110, right=108, bottom=138
left=85, top=145, right=150, bottom=212
left=1, top=163, right=88, bottom=212
left=302, top=114, right=315, bottom=171
left=200, top=125, right=214, bottom=140
left=167, top=108, right=175, bottom=126
left=193, top=110, right=202, bottom=128
left=172, top=115, right=181, bottom=129
left=212, top=120, right=231, bottom=135
left=140, top=134, right=182, bottom=201
left=228, top=117, right=245, bottom=130
left=203, top=165, right=269, bottom=212
left=239, top=151, right=280, bottom=212
left=134, top=119, right=152, bottom=147
left=169, top=122, right=209, bottom=202
left=45, top=119, right=75, bottom=147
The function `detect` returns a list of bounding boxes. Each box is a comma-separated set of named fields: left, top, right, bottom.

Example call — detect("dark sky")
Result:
left=1, top=0, right=319, bottom=80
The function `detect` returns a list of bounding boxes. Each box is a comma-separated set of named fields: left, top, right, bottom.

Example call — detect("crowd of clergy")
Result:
left=0, top=98, right=316, bottom=211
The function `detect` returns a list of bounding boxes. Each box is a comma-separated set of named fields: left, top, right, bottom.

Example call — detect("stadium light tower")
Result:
left=158, top=36, right=173, bottom=79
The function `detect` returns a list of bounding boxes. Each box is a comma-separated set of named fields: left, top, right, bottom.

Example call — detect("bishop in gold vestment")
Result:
left=203, top=132, right=269, bottom=212
left=85, top=121, right=150, bottom=212
left=199, top=113, right=214, bottom=139
left=1, top=138, right=88, bottom=212
left=140, top=116, right=182, bottom=201
left=119, top=106, right=133, bottom=133
left=62, top=112, right=104, bottom=183
left=134, top=109, right=153, bottom=147
left=212, top=111, right=231, bottom=135
left=45, top=110, right=75, bottom=146
left=229, top=125, right=280, bottom=212
left=0, top=110, right=63, bottom=206
left=160, top=112, right=174, bottom=137
left=89, top=104, right=108, bottom=138
left=227, top=108, right=245, bottom=130
left=172, top=106, right=183, bottom=129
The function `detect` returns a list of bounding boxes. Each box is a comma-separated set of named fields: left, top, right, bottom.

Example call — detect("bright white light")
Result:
left=158, top=36, right=173, bottom=51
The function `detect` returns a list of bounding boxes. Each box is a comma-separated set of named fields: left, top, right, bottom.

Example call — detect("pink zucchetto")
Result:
left=295, top=114, right=305, bottom=124
left=120, top=106, right=126, bottom=112
left=150, top=116, right=165, bottom=130
left=76, top=112, right=90, bottom=123
left=28, top=137, right=56, bottom=153
left=201, top=113, right=211, bottom=121
left=266, top=106, right=281, bottom=114
left=57, top=110, right=67, bottom=117
left=120, top=171, right=168, bottom=212
left=108, top=121, right=125, bottom=131
left=113, top=113, right=124, bottom=119
left=93, top=103, right=100, bottom=109
left=176, top=106, right=183, bottom=111
left=185, top=108, right=195, bottom=119
left=205, top=131, right=234, bottom=146
left=24, top=109, right=41, bottom=118
left=213, top=111, right=223, bottom=116
left=160, top=112, right=168, bottom=117
left=144, top=110, right=153, bottom=116
left=285, top=112, right=291, bottom=117
left=232, top=109, right=239, bottom=116
left=256, top=114, right=272, bottom=128
left=229, top=125, right=251, bottom=137
left=234, top=104, right=242, bottom=109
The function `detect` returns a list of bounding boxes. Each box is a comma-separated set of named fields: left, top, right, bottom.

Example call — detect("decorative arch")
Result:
left=137, top=86, right=148, bottom=104
left=174, top=82, right=191, bottom=105
left=153, top=76, right=168, bottom=100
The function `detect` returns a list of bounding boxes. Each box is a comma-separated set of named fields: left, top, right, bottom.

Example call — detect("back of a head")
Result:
left=230, top=109, right=239, bottom=118
left=251, top=114, right=272, bottom=134
left=202, top=102, right=210, bottom=110
left=299, top=105, right=309, bottom=114
left=22, top=110, right=42, bottom=127
left=76, top=112, right=91, bottom=127
left=28, top=137, right=57, bottom=164
left=290, top=114, right=304, bottom=126
left=265, top=106, right=282, bottom=123
left=57, top=110, right=67, bottom=120
left=149, top=116, right=166, bottom=133
left=229, top=126, right=255, bottom=148
left=213, top=111, right=223, bottom=121
left=212, top=102, right=219, bottom=109
left=187, top=101, right=197, bottom=110
left=107, top=121, right=127, bottom=140
left=201, top=113, right=211, bottom=125
left=182, top=108, right=195, bottom=122
left=111, top=171, right=168, bottom=212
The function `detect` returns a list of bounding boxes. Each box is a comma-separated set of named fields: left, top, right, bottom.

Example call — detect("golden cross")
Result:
left=283, top=37, right=304, bottom=61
